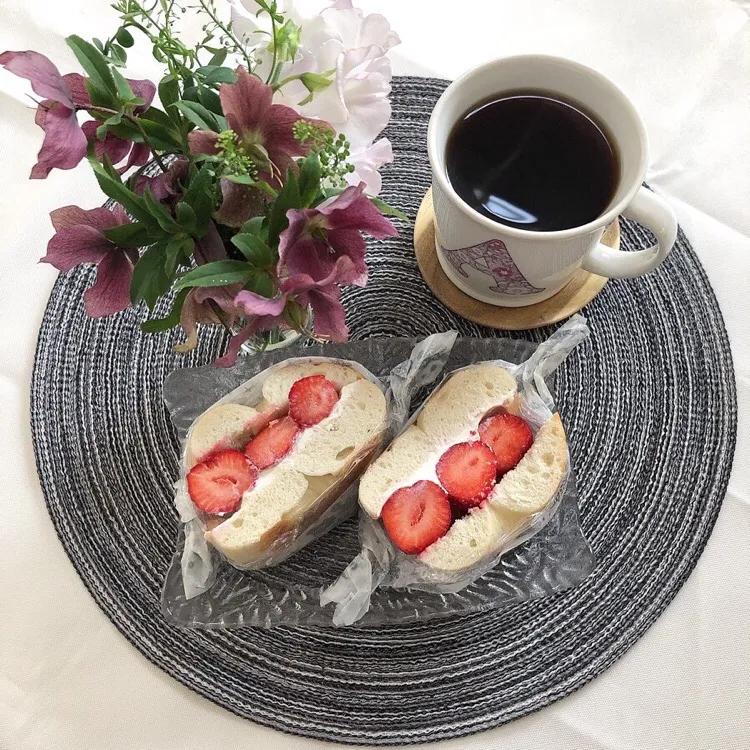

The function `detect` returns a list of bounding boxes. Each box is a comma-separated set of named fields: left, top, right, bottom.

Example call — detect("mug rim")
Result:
left=427, top=54, right=649, bottom=241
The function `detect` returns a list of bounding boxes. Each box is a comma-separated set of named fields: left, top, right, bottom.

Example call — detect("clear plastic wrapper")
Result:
left=161, top=317, right=594, bottom=628
left=322, top=316, right=591, bottom=625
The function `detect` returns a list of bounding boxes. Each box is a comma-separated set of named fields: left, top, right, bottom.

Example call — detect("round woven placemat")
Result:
left=30, top=77, right=737, bottom=746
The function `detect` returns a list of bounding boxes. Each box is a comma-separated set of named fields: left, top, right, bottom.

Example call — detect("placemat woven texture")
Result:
left=30, top=77, right=737, bottom=745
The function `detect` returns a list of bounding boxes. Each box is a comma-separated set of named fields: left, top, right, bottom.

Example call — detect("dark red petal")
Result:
left=188, top=129, right=220, bottom=156
left=220, top=66, right=272, bottom=137
left=0, top=51, right=73, bottom=106
left=29, top=103, right=87, bottom=179
left=41, top=225, right=112, bottom=271
left=83, top=250, right=134, bottom=317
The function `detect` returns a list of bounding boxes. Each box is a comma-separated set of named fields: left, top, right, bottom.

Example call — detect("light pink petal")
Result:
left=82, top=120, right=131, bottom=166
left=0, top=51, right=73, bottom=107
left=61, top=73, right=91, bottom=108
left=83, top=250, right=134, bottom=317
left=193, top=222, right=227, bottom=265
left=304, top=285, right=348, bottom=342
left=220, top=66, right=273, bottom=136
left=41, top=225, right=111, bottom=271
left=188, top=130, right=220, bottom=155
left=214, top=179, right=266, bottom=227
left=29, top=102, right=87, bottom=179
left=234, top=290, right=287, bottom=317
left=127, top=78, right=156, bottom=110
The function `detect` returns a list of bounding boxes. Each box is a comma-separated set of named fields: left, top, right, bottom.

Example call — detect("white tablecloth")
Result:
left=1, top=1, right=748, bottom=748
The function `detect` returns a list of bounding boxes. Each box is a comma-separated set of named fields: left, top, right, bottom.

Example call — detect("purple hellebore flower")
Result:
left=0, top=50, right=156, bottom=178
left=135, top=157, right=189, bottom=205
left=188, top=66, right=317, bottom=227
left=0, top=50, right=89, bottom=178
left=217, top=255, right=360, bottom=368
left=41, top=204, right=138, bottom=317
left=278, top=182, right=397, bottom=285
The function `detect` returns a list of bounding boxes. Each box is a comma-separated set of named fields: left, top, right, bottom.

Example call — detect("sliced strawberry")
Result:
left=479, top=413, right=534, bottom=475
left=244, top=416, right=300, bottom=470
left=187, top=449, right=258, bottom=515
left=381, top=480, right=452, bottom=554
left=288, top=374, right=340, bottom=427
left=436, top=441, right=497, bottom=507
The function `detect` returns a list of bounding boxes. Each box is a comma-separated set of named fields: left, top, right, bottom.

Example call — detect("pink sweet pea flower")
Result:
left=278, top=182, right=397, bottom=284
left=188, top=67, right=317, bottom=226
left=0, top=50, right=89, bottom=178
left=41, top=205, right=138, bottom=317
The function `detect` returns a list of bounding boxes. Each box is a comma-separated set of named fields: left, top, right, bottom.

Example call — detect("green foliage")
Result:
left=174, top=260, right=256, bottom=289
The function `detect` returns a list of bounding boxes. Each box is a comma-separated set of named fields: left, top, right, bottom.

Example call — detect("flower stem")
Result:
left=195, top=0, right=254, bottom=71
left=266, top=10, right=278, bottom=85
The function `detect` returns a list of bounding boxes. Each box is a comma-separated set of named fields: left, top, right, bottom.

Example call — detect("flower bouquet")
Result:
left=1, top=0, right=403, bottom=365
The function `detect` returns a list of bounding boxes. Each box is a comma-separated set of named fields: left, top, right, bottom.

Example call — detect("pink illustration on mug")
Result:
left=441, top=239, right=543, bottom=295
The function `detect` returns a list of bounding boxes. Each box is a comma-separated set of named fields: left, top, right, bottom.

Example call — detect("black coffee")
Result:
left=445, top=91, right=619, bottom=231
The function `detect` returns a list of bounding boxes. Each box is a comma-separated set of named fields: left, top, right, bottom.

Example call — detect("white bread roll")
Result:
left=488, top=414, right=567, bottom=515
left=358, top=363, right=568, bottom=575
left=359, top=364, right=519, bottom=520
left=185, top=403, right=281, bottom=469
left=190, top=361, right=387, bottom=568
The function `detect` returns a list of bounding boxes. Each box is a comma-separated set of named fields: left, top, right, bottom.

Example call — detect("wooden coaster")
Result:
left=414, top=188, right=620, bottom=330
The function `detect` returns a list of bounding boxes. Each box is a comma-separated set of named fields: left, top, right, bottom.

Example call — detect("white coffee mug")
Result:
left=427, top=55, right=678, bottom=307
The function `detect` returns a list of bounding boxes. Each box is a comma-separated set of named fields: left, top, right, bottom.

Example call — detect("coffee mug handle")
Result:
left=581, top=187, right=677, bottom=278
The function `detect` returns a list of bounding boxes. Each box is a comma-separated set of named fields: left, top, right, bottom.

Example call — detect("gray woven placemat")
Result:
left=30, top=77, right=737, bottom=745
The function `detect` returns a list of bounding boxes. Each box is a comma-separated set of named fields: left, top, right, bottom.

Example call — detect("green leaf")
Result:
left=223, top=174, right=256, bottom=186
left=254, top=180, right=278, bottom=198
left=90, top=160, right=156, bottom=226
left=109, top=43, right=127, bottom=66
left=130, top=243, right=172, bottom=308
left=174, top=260, right=255, bottom=290
left=173, top=101, right=225, bottom=132
left=197, top=65, right=236, bottom=85
left=208, top=49, right=228, bottom=66
left=165, top=235, right=194, bottom=276
left=66, top=35, right=118, bottom=104
left=110, top=67, right=134, bottom=101
left=181, top=165, right=216, bottom=230
left=370, top=196, right=409, bottom=223
left=115, top=27, right=134, bottom=47
left=197, top=86, right=223, bottom=116
left=240, top=216, right=266, bottom=239
left=231, top=233, right=275, bottom=267
left=142, top=187, right=183, bottom=233
left=175, top=202, right=197, bottom=233
left=298, top=153, right=321, bottom=208
left=158, top=75, right=180, bottom=114
left=244, top=272, right=275, bottom=298
left=267, top=169, right=301, bottom=249
left=141, top=288, right=190, bottom=333
left=103, top=222, right=153, bottom=248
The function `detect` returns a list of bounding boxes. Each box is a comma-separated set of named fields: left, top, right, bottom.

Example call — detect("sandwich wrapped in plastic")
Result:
left=166, top=338, right=456, bottom=602
left=161, top=318, right=594, bottom=628
left=321, top=315, right=591, bottom=626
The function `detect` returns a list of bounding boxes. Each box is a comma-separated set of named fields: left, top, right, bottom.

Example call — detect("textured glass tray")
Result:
left=161, top=337, right=594, bottom=628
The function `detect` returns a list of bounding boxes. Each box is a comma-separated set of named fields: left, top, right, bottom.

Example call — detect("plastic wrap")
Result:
left=160, top=318, right=594, bottom=628
left=167, top=334, right=457, bottom=601
left=321, top=315, right=591, bottom=625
